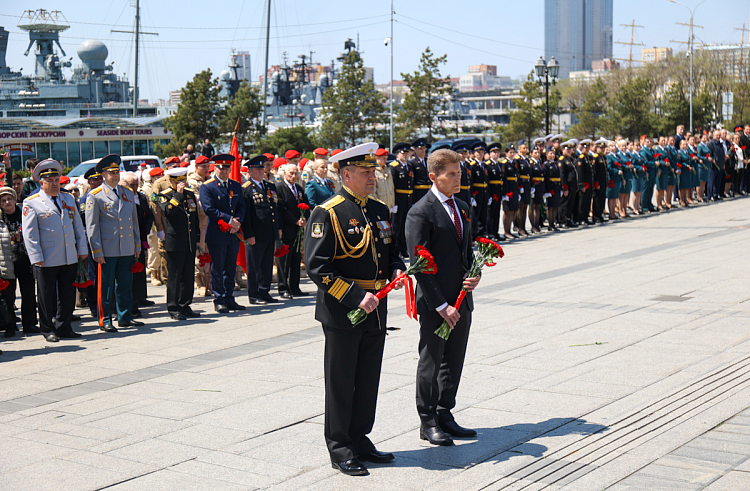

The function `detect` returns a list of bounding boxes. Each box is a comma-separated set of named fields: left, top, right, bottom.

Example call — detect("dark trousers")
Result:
left=416, top=304, right=471, bottom=428
left=131, top=251, right=147, bottom=309
left=99, top=256, right=133, bottom=326
left=578, top=188, right=592, bottom=222
left=246, top=239, right=274, bottom=299
left=393, top=194, right=411, bottom=255
left=567, top=191, right=579, bottom=223
left=85, top=252, right=97, bottom=315
left=12, top=257, right=36, bottom=329
left=36, top=263, right=77, bottom=335
left=323, top=326, right=386, bottom=463
left=593, top=187, right=606, bottom=219
left=559, top=191, right=569, bottom=224
left=276, top=245, right=301, bottom=294
left=488, top=198, right=501, bottom=237
left=708, top=168, right=722, bottom=198
left=0, top=276, right=15, bottom=331
left=472, top=193, right=488, bottom=239
left=166, top=251, right=195, bottom=313
left=642, top=172, right=657, bottom=210
left=208, top=239, right=240, bottom=305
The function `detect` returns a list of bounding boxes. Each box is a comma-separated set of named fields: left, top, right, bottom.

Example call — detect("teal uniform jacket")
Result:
left=85, top=182, right=142, bottom=259
left=697, top=142, right=711, bottom=182
left=654, top=145, right=670, bottom=190
left=665, top=145, right=679, bottom=186
left=22, top=190, right=88, bottom=267
left=305, top=177, right=335, bottom=209
left=639, top=146, right=657, bottom=177
left=606, top=153, right=622, bottom=199
left=677, top=149, right=691, bottom=189
left=617, top=151, right=632, bottom=194
left=687, top=145, right=700, bottom=188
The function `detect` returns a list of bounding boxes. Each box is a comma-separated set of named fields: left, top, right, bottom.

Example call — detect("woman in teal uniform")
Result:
left=685, top=136, right=699, bottom=204
left=630, top=141, right=645, bottom=215
left=677, top=139, right=693, bottom=207
left=665, top=136, right=678, bottom=209
left=696, top=134, right=711, bottom=203
left=654, top=136, right=670, bottom=210
left=617, top=140, right=632, bottom=218
left=606, top=141, right=623, bottom=219
left=305, top=160, right=335, bottom=208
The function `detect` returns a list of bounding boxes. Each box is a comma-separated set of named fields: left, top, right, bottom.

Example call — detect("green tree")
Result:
left=254, top=126, right=320, bottom=157
left=396, top=47, right=452, bottom=142
left=218, top=82, right=265, bottom=156
left=507, top=72, right=544, bottom=144
left=155, top=69, right=223, bottom=158
left=602, top=74, right=657, bottom=140
left=318, top=50, right=388, bottom=148
left=569, top=77, right=607, bottom=139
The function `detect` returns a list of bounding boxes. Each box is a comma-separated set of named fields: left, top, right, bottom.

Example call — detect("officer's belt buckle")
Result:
left=352, top=278, right=388, bottom=291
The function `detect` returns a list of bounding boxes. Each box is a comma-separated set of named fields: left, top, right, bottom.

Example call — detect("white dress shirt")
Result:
left=430, top=185, right=463, bottom=312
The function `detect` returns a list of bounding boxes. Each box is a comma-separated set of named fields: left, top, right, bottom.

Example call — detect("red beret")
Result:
left=149, top=167, right=164, bottom=177
left=209, top=163, right=215, bottom=172
left=241, top=166, right=248, bottom=172
left=164, top=156, right=180, bottom=165
left=180, top=161, right=190, bottom=168
left=263, top=153, right=275, bottom=161
left=273, top=157, right=287, bottom=169
left=313, top=147, right=328, bottom=156
left=59, top=175, right=70, bottom=184
left=331, top=149, right=343, bottom=156
left=195, top=155, right=209, bottom=165
left=139, top=162, right=147, bottom=167
left=284, top=149, right=300, bottom=159
left=375, top=148, right=388, bottom=157
left=299, top=158, right=309, bottom=169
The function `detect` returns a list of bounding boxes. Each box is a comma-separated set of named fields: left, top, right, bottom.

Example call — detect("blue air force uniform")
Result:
left=198, top=154, right=246, bottom=310
left=85, top=155, right=142, bottom=330
left=22, top=159, right=88, bottom=340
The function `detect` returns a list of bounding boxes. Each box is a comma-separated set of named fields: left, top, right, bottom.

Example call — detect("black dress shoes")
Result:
left=420, top=426, right=454, bottom=446
left=118, top=320, right=144, bottom=327
left=140, top=299, right=156, bottom=307
left=215, top=304, right=230, bottom=313
left=359, top=449, right=395, bottom=463
left=332, top=458, right=368, bottom=476
left=183, top=309, right=201, bottom=318
left=279, top=292, right=294, bottom=300
left=226, top=301, right=246, bottom=311
left=169, top=312, right=186, bottom=321
left=44, top=333, right=59, bottom=343
left=247, top=297, right=267, bottom=305
left=290, top=290, right=309, bottom=297
left=71, top=314, right=82, bottom=321
left=58, top=331, right=82, bottom=339
left=23, top=326, right=40, bottom=334
left=100, top=325, right=118, bottom=333
left=262, top=295, right=279, bottom=303
left=131, top=309, right=143, bottom=318
left=440, top=420, right=477, bottom=438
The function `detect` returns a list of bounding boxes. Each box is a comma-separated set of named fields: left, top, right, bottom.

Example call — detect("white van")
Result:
left=67, top=155, right=162, bottom=186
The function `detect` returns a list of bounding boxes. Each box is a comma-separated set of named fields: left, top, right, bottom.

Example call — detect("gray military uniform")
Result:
left=85, top=181, right=141, bottom=258
left=22, top=189, right=87, bottom=266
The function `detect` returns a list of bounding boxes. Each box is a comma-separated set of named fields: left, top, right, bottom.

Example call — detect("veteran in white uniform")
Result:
left=22, top=159, right=88, bottom=342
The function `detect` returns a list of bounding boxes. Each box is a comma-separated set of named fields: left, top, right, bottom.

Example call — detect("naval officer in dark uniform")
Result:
left=409, top=138, right=431, bottom=203
left=159, top=167, right=200, bottom=321
left=389, top=142, right=413, bottom=257
left=305, top=142, right=405, bottom=476
left=451, top=141, right=473, bottom=204
left=199, top=154, right=246, bottom=313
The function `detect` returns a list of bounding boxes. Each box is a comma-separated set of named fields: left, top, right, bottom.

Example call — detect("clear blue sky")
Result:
left=2, top=0, right=749, bottom=102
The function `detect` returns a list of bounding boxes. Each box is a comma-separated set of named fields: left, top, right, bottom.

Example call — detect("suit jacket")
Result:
left=707, top=139, right=726, bottom=168
left=135, top=191, right=154, bottom=250
left=22, top=189, right=88, bottom=267
left=276, top=181, right=310, bottom=246
left=241, top=178, right=279, bottom=244
left=305, top=177, right=335, bottom=208
left=199, top=176, right=246, bottom=246
left=85, top=182, right=141, bottom=259
left=405, top=189, right=474, bottom=315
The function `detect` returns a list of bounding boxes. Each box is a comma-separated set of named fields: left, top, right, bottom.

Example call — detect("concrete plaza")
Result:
left=1, top=197, right=750, bottom=490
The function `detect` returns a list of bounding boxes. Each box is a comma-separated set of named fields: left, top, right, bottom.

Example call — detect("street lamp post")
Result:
left=669, top=0, right=707, bottom=133
left=535, top=56, right=559, bottom=136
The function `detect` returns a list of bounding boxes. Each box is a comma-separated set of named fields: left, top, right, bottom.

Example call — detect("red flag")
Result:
left=229, top=119, right=247, bottom=273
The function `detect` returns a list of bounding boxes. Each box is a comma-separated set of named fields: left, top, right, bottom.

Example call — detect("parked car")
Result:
left=67, top=155, right=162, bottom=186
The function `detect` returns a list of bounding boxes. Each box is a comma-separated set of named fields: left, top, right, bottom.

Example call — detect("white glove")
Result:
left=470, top=198, right=477, bottom=207
left=543, top=193, right=551, bottom=199
left=519, top=187, right=524, bottom=194
left=530, top=188, right=536, bottom=198
left=488, top=197, right=493, bottom=205
left=390, top=205, right=398, bottom=214
left=156, top=230, right=165, bottom=241
left=502, top=195, right=510, bottom=202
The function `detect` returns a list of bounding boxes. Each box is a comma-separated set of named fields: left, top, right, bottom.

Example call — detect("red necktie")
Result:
left=446, top=198, right=462, bottom=243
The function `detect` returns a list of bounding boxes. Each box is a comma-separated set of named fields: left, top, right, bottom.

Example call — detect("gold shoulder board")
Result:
left=91, top=187, right=103, bottom=195
left=321, top=195, right=345, bottom=210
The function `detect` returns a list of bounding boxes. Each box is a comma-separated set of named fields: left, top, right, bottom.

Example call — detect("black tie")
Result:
left=53, top=196, right=61, bottom=212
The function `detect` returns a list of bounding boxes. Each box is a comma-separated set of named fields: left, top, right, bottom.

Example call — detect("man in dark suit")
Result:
left=707, top=130, right=726, bottom=201
left=241, top=155, right=281, bottom=305
left=199, top=154, right=246, bottom=313
left=406, top=148, right=480, bottom=446
left=305, top=142, right=405, bottom=476
left=276, top=162, right=310, bottom=298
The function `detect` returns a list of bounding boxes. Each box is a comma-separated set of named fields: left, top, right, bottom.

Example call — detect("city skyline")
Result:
left=1, top=0, right=748, bottom=102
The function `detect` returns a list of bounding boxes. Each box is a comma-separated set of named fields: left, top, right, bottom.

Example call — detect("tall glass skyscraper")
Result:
left=545, top=0, right=613, bottom=79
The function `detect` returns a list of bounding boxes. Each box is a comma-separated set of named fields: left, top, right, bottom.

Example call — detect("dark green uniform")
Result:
left=159, top=186, right=199, bottom=316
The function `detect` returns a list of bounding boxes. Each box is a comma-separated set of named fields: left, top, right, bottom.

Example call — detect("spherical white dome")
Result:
left=220, top=69, right=231, bottom=80
left=77, top=39, right=108, bottom=62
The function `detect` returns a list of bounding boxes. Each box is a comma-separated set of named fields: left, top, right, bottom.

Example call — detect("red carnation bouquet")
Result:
left=197, top=246, right=212, bottom=267
left=296, top=203, right=310, bottom=252
left=347, top=245, right=436, bottom=327
left=274, top=239, right=290, bottom=258
left=435, top=238, right=504, bottom=340
left=218, top=219, right=252, bottom=246
left=608, top=180, right=614, bottom=189
left=72, top=258, right=94, bottom=288
left=0, top=278, right=8, bottom=292
left=131, top=261, right=144, bottom=273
